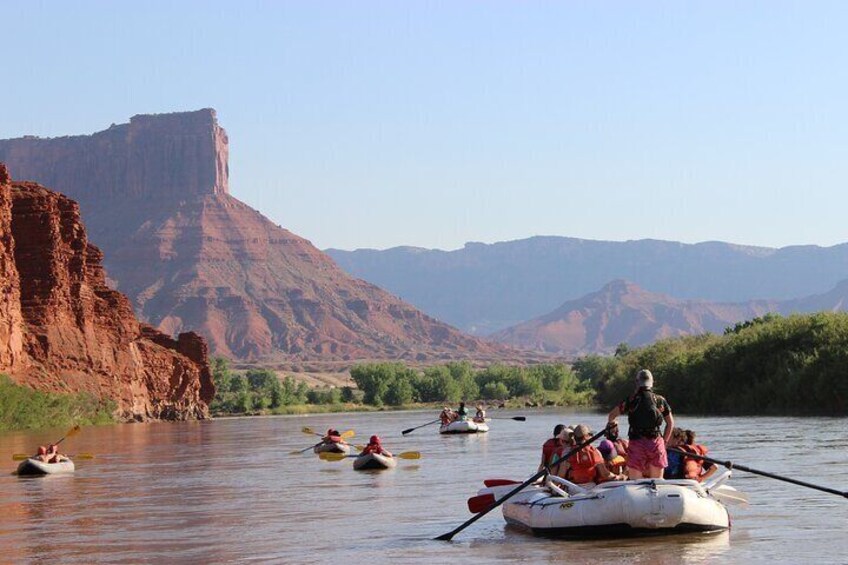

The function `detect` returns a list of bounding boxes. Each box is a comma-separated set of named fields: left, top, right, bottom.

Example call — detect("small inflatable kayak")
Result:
left=314, top=442, right=351, bottom=455
left=353, top=452, right=397, bottom=470
left=16, top=458, right=75, bottom=476
left=440, top=419, right=489, bottom=434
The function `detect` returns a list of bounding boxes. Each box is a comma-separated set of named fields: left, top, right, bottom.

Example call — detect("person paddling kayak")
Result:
left=607, top=369, right=674, bottom=479
left=360, top=435, right=392, bottom=457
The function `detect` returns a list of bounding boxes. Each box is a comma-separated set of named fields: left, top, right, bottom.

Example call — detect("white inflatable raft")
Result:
left=479, top=473, right=732, bottom=538
left=440, top=419, right=489, bottom=434
left=16, top=458, right=75, bottom=476
left=353, top=452, right=397, bottom=470
left=314, top=442, right=351, bottom=455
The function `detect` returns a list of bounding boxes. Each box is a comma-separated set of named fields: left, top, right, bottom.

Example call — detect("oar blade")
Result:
left=467, top=493, right=495, bottom=514
left=74, top=453, right=95, bottom=460
left=397, top=451, right=421, bottom=460
left=65, top=425, right=82, bottom=439
left=301, top=427, right=316, bottom=436
left=512, top=416, right=526, bottom=421
left=484, top=479, right=520, bottom=487
left=318, top=452, right=349, bottom=462
left=401, top=428, right=416, bottom=435
left=12, top=454, right=29, bottom=461
left=340, top=430, right=355, bottom=439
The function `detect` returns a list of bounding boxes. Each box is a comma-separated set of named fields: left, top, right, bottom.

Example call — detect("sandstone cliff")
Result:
left=0, top=163, right=214, bottom=421
left=0, top=111, right=500, bottom=362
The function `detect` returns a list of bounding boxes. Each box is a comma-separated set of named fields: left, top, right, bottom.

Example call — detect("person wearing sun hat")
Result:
left=607, top=369, right=674, bottom=479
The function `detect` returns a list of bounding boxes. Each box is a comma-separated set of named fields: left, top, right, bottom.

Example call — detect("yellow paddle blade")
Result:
left=398, top=451, right=421, bottom=460
left=12, top=454, right=29, bottom=461
left=65, top=425, right=82, bottom=439
left=301, top=426, right=316, bottom=436
left=74, top=453, right=95, bottom=460
left=318, top=452, right=349, bottom=462
left=341, top=430, right=355, bottom=439
left=354, top=445, right=366, bottom=451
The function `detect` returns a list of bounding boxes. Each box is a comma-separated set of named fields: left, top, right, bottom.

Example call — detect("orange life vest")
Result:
left=681, top=444, right=708, bottom=481
left=568, top=445, right=604, bottom=484
left=362, top=442, right=384, bottom=455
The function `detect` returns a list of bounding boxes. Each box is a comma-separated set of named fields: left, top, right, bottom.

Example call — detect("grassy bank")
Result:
left=0, top=375, right=116, bottom=431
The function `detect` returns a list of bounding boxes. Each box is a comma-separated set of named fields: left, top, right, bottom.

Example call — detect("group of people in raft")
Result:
left=539, top=369, right=715, bottom=485
left=320, top=429, right=392, bottom=458
left=439, top=402, right=486, bottom=425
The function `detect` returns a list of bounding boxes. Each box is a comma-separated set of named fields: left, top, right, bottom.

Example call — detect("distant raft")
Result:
left=477, top=473, right=733, bottom=538
left=353, top=452, right=397, bottom=470
left=440, top=419, right=489, bottom=434
left=314, top=442, right=351, bottom=455
left=16, top=458, right=75, bottom=476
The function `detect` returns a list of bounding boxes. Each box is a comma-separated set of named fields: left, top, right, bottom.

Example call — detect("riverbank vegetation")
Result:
left=0, top=375, right=116, bottom=431
left=211, top=312, right=848, bottom=417
left=573, top=313, right=848, bottom=415
left=210, top=359, right=593, bottom=416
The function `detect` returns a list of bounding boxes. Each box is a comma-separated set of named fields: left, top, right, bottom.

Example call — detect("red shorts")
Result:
left=627, top=437, right=668, bottom=472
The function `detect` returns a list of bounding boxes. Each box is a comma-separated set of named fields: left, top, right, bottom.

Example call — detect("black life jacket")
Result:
left=627, top=389, right=665, bottom=439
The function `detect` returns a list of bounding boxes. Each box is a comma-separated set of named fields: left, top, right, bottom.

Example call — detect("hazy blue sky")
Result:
left=3, top=2, right=847, bottom=250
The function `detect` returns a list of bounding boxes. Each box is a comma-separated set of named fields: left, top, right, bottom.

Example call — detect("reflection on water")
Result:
left=0, top=410, right=845, bottom=563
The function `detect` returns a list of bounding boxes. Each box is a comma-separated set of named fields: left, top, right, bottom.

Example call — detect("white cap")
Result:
left=636, top=369, right=654, bottom=388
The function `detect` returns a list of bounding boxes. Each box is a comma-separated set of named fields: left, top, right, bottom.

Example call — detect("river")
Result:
left=0, top=409, right=845, bottom=563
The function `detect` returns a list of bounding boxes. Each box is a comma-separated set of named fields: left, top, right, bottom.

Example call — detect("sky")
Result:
left=3, top=1, right=848, bottom=251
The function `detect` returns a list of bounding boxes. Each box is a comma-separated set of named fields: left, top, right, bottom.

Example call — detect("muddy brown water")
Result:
left=0, top=409, right=845, bottom=563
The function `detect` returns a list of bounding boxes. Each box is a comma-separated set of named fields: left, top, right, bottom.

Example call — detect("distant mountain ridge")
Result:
left=0, top=110, right=501, bottom=362
left=326, top=236, right=848, bottom=334
left=490, top=279, right=848, bottom=355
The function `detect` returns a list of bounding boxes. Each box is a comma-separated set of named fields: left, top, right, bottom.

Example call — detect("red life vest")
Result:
left=362, top=443, right=384, bottom=455
left=541, top=438, right=565, bottom=466
left=568, top=445, right=603, bottom=484
left=681, top=444, right=708, bottom=481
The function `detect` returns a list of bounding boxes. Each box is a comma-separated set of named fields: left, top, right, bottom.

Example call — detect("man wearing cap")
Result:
left=607, top=369, right=674, bottom=479
left=538, top=424, right=569, bottom=474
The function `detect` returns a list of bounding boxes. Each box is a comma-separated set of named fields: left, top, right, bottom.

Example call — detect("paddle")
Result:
left=435, top=426, right=608, bottom=541
left=301, top=427, right=355, bottom=439
left=319, top=451, right=421, bottom=461
left=10, top=425, right=82, bottom=461
left=401, top=419, right=440, bottom=435
left=486, top=416, right=526, bottom=422
left=290, top=429, right=356, bottom=455
left=668, top=448, right=848, bottom=499
left=12, top=453, right=94, bottom=461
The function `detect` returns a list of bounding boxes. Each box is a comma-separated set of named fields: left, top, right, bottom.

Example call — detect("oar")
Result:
left=10, top=425, right=83, bottom=460
left=319, top=451, right=421, bottom=461
left=668, top=448, right=848, bottom=499
left=290, top=430, right=356, bottom=455
left=435, top=426, right=608, bottom=541
left=486, top=416, right=526, bottom=421
left=12, top=453, right=94, bottom=461
left=301, top=427, right=355, bottom=439
left=401, top=419, right=440, bottom=435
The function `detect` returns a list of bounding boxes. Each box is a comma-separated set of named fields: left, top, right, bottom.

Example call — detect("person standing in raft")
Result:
left=456, top=402, right=469, bottom=421
left=607, top=369, right=674, bottom=479
left=360, top=435, right=392, bottom=457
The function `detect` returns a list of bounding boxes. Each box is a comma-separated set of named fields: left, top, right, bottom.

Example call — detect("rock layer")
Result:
left=0, top=111, right=500, bottom=362
left=0, top=163, right=214, bottom=421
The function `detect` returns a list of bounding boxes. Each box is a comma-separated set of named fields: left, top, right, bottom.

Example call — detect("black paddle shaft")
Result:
left=402, top=419, right=440, bottom=435
left=668, top=448, right=848, bottom=499
left=435, top=426, right=608, bottom=541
